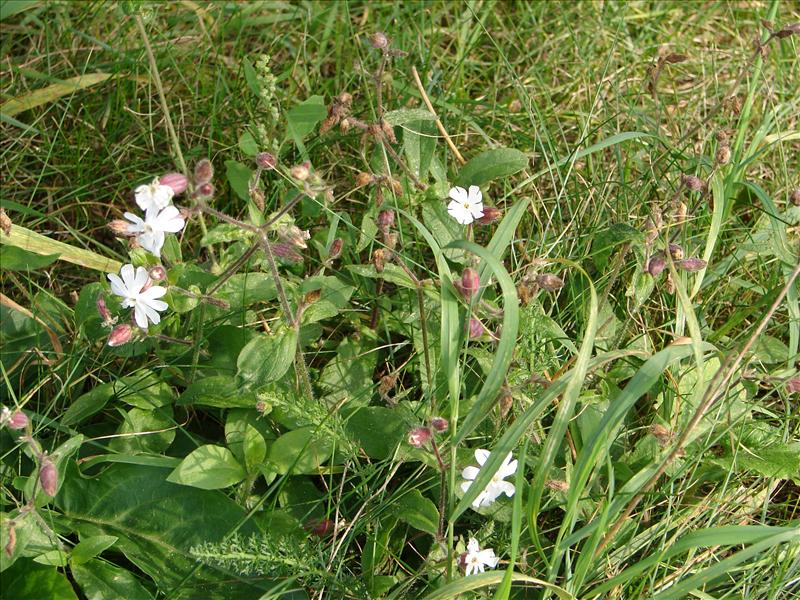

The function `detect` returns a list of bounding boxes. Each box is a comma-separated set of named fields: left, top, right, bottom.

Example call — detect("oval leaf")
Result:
left=167, top=445, right=245, bottom=490
left=455, top=148, right=528, bottom=187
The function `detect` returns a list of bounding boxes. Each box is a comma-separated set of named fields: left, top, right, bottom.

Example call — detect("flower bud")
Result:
left=159, top=173, right=188, bottom=195
left=407, top=426, right=432, bottom=448
left=290, top=162, right=310, bottom=181
left=649, top=424, right=672, bottom=446
left=430, top=417, right=449, bottom=432
left=0, top=208, right=10, bottom=236
left=786, top=379, right=800, bottom=394
left=255, top=152, right=277, bottom=170
left=329, top=238, right=343, bottom=260
left=108, top=219, right=131, bottom=235
left=194, top=159, right=214, bottom=185
left=668, top=244, right=684, bottom=260
left=356, top=172, right=374, bottom=188
left=478, top=206, right=502, bottom=224
left=676, top=257, right=707, bottom=272
left=381, top=121, right=397, bottom=144
left=39, top=456, right=57, bottom=496
left=468, top=318, right=485, bottom=339
left=545, top=479, right=569, bottom=492
left=681, top=174, right=706, bottom=192
left=791, top=188, right=800, bottom=207
left=96, top=296, right=113, bottom=325
left=647, top=254, right=666, bottom=277
left=272, top=242, right=303, bottom=264
left=716, top=145, right=731, bottom=165
left=536, top=273, right=564, bottom=291
left=107, top=323, right=134, bottom=347
left=4, top=522, right=15, bottom=558
left=308, top=518, right=335, bottom=537
left=373, top=248, right=386, bottom=273
left=377, top=209, right=395, bottom=231
left=278, top=224, right=310, bottom=249
left=194, top=182, right=215, bottom=200
left=456, top=268, right=480, bottom=300
left=6, top=410, right=28, bottom=430
left=255, top=399, right=270, bottom=415
left=370, top=32, right=389, bottom=50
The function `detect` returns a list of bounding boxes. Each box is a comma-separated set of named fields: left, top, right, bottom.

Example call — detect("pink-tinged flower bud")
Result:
left=356, top=172, right=374, bottom=187
left=256, top=152, right=277, bottom=170
left=373, top=248, right=386, bottom=273
left=456, top=268, right=480, bottom=300
left=6, top=411, right=28, bottom=430
left=159, top=173, right=188, bottom=195
left=478, top=206, right=502, bottom=224
left=39, top=457, right=57, bottom=496
left=194, top=182, right=215, bottom=200
left=307, top=518, right=335, bottom=537
left=290, top=162, right=311, bottom=181
left=407, top=426, right=432, bottom=448
left=681, top=174, right=706, bottom=192
left=668, top=244, right=684, bottom=260
left=545, top=479, right=569, bottom=492
left=536, top=273, right=564, bottom=291
left=255, top=400, right=269, bottom=414
left=468, top=318, right=486, bottom=339
left=148, top=265, right=167, bottom=281
left=108, top=219, right=132, bottom=236
left=370, top=32, right=389, bottom=50
left=272, top=242, right=303, bottom=264
left=647, top=254, right=666, bottom=277
left=107, top=323, right=133, bottom=347
left=278, top=224, right=310, bottom=249
left=96, top=296, right=113, bottom=324
left=676, top=257, right=707, bottom=272
left=430, top=417, right=449, bottom=432
left=329, top=238, right=343, bottom=260
left=4, top=522, right=15, bottom=558
left=786, top=379, right=800, bottom=394
left=194, top=159, right=214, bottom=185
left=792, top=189, right=800, bottom=207
left=377, top=209, right=395, bottom=231
left=457, top=552, right=468, bottom=570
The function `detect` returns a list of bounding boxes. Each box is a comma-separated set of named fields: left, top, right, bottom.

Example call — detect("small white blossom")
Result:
left=460, top=449, right=517, bottom=508
left=447, top=185, right=484, bottom=225
left=107, top=264, right=168, bottom=329
left=135, top=178, right=175, bottom=211
left=125, top=206, right=185, bottom=258
left=462, top=538, right=499, bottom=576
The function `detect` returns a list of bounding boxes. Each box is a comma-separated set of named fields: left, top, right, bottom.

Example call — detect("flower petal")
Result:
left=467, top=538, right=480, bottom=553
left=460, top=480, right=473, bottom=494
left=448, top=186, right=468, bottom=203
left=141, top=285, right=167, bottom=300
left=107, top=273, right=126, bottom=298
left=133, top=266, right=149, bottom=290
left=133, top=304, right=148, bottom=329
left=468, top=202, right=485, bottom=219
left=494, top=480, right=516, bottom=498
left=141, top=303, right=161, bottom=326
left=474, top=449, right=491, bottom=465
left=461, top=466, right=480, bottom=481
left=498, top=455, right=518, bottom=478
left=468, top=185, right=482, bottom=204
left=119, top=264, right=136, bottom=288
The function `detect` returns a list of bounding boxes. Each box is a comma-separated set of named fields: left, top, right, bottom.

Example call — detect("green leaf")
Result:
left=422, top=571, right=575, bottom=600
left=384, top=108, right=437, bottom=126
left=1, top=1, right=40, bottom=21
left=236, top=326, right=298, bottom=385
left=242, top=58, right=260, bottom=97
left=178, top=375, right=257, bottom=409
left=108, top=407, right=175, bottom=455
left=286, top=95, right=326, bottom=142
left=238, top=131, right=259, bottom=156
left=345, top=407, right=405, bottom=459
left=0, top=245, right=59, bottom=270
left=62, top=382, right=115, bottom=427
left=714, top=443, right=800, bottom=484
left=200, top=224, right=253, bottom=246
left=268, top=426, right=333, bottom=475
left=112, top=370, right=175, bottom=410
left=33, top=549, right=69, bottom=567
left=225, top=408, right=274, bottom=467
left=319, top=335, right=377, bottom=406
left=403, top=119, right=436, bottom=179
left=72, top=559, right=154, bottom=600
left=591, top=223, right=643, bottom=271
left=27, top=434, right=84, bottom=505
left=0, top=560, right=78, bottom=599
left=71, top=535, right=118, bottom=565
left=243, top=424, right=267, bottom=474
left=215, top=272, right=277, bottom=308
left=455, top=148, right=528, bottom=187
left=1, top=72, right=113, bottom=117
left=224, top=159, right=253, bottom=201
left=395, top=490, right=439, bottom=535
left=167, top=445, right=246, bottom=490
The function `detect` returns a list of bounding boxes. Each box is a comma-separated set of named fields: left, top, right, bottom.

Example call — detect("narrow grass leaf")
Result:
left=1, top=224, right=121, bottom=272
left=421, top=572, right=575, bottom=600
left=1, top=72, right=112, bottom=116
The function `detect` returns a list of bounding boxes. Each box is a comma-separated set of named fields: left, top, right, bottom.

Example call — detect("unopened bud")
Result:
left=6, top=410, right=29, bottom=430
left=381, top=121, right=397, bottom=144
left=329, top=238, right=343, bottom=260
left=668, top=244, right=684, bottom=260
left=649, top=423, right=672, bottom=446
left=148, top=265, right=167, bottom=281
left=96, top=296, right=113, bottom=325
left=716, top=145, right=731, bottom=165
left=356, top=172, right=374, bottom=187
left=279, top=224, right=310, bottom=249
left=676, top=257, right=707, bottom=272
left=384, top=232, right=398, bottom=252
left=791, top=188, right=800, bottom=207
left=304, top=289, right=321, bottom=304
left=377, top=209, right=395, bottom=231
left=194, top=159, right=214, bottom=185
left=478, top=206, right=502, bottom=224
left=407, top=426, right=432, bottom=448
left=4, top=522, right=15, bottom=557
left=430, top=417, right=449, bottom=432
left=194, top=182, right=215, bottom=200
left=339, top=118, right=351, bottom=133
left=545, top=479, right=569, bottom=492
left=373, top=248, right=386, bottom=273
left=255, top=152, right=277, bottom=170
left=536, top=273, right=564, bottom=292
left=0, top=208, right=11, bottom=236
left=681, top=174, right=706, bottom=192
left=290, top=162, right=310, bottom=181
left=370, top=32, right=389, bottom=50
left=255, top=399, right=269, bottom=414
left=785, top=379, right=800, bottom=394
left=456, top=268, right=480, bottom=300
left=107, top=323, right=133, bottom=347
left=272, top=242, right=303, bottom=263
left=108, top=219, right=131, bottom=235
left=647, top=254, right=666, bottom=277
left=39, top=456, right=57, bottom=496
left=468, top=318, right=486, bottom=339
left=308, top=518, right=335, bottom=537
left=159, top=173, right=188, bottom=195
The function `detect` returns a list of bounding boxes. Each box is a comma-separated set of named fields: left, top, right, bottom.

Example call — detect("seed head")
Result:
left=373, top=248, right=386, bottom=273
left=647, top=254, right=666, bottom=277
left=791, top=189, right=800, bottom=207
left=377, top=209, right=395, bottom=231
left=668, top=244, right=684, bottom=260
left=536, top=273, right=564, bottom=292
left=356, top=172, right=374, bottom=187
left=650, top=423, right=672, bottom=446
left=272, top=242, right=303, bottom=264
left=545, top=479, right=569, bottom=492
left=381, top=121, right=397, bottom=144
left=407, top=426, right=432, bottom=448
left=108, top=219, right=132, bottom=235
left=148, top=265, right=167, bottom=281
left=370, top=32, right=389, bottom=50
left=0, top=208, right=10, bottom=235
left=329, top=238, right=343, bottom=260
left=159, top=173, right=188, bottom=195
left=255, top=152, right=277, bottom=170
left=290, top=162, right=311, bottom=181
left=681, top=174, right=706, bottom=192
left=194, top=159, right=214, bottom=185
left=716, top=145, right=731, bottom=165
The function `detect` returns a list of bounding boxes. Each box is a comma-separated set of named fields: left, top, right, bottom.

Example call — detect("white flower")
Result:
left=107, top=264, right=168, bottom=329
left=463, top=538, right=499, bottom=576
left=460, top=449, right=517, bottom=508
left=447, top=185, right=484, bottom=225
left=125, top=206, right=185, bottom=258
left=135, top=178, right=175, bottom=211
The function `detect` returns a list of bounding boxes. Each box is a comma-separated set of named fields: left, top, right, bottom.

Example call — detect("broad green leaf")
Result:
left=178, top=375, right=257, bottom=409
left=395, top=490, right=439, bottom=535
left=347, top=263, right=418, bottom=290
left=243, top=424, right=267, bottom=474
left=238, top=131, right=259, bottom=156
left=0, top=245, right=58, bottom=270
left=72, top=559, right=153, bottom=600
left=1, top=1, right=40, bottom=20
left=345, top=407, right=405, bottom=459
left=108, top=407, right=175, bottom=455
left=403, top=119, right=436, bottom=179
left=319, top=335, right=377, bottom=406
left=200, top=224, right=253, bottom=246
left=225, top=408, right=274, bottom=466
left=384, top=108, right=437, bottom=126
left=33, top=549, right=69, bottom=567
left=268, top=426, right=333, bottom=475
left=713, top=443, right=800, bottom=484
left=0, top=560, right=78, bottom=599
left=167, top=445, right=246, bottom=490
left=62, top=382, right=115, bottom=427
left=1, top=72, right=112, bottom=116
left=236, top=326, right=297, bottom=385
left=112, top=370, right=175, bottom=410
left=70, top=535, right=118, bottom=565
left=215, top=272, right=277, bottom=308
left=591, top=223, right=643, bottom=271
left=455, top=148, right=528, bottom=187
left=224, top=159, right=253, bottom=201
left=286, top=95, right=326, bottom=143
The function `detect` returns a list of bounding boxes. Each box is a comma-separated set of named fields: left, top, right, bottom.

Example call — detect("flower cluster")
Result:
left=460, top=449, right=517, bottom=508
left=124, top=176, right=186, bottom=258
left=460, top=538, right=499, bottom=576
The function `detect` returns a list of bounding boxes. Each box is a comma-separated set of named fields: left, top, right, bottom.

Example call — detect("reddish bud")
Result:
left=272, top=242, right=303, bottom=264
left=308, top=518, right=335, bottom=537
left=0, top=208, right=10, bottom=236
left=39, top=457, right=57, bottom=496
left=107, top=323, right=133, bottom=347
left=278, top=224, right=310, bottom=249
left=536, top=273, right=564, bottom=291
left=668, top=244, right=684, bottom=260
left=676, top=257, right=707, bottom=272
left=377, top=209, right=395, bottom=231
left=456, top=268, right=480, bottom=300
left=255, top=152, right=277, bottom=170
left=468, top=318, right=486, bottom=339
left=430, top=417, right=449, bottom=432
left=478, top=206, right=502, bottom=224
left=786, top=379, right=800, bottom=394
left=356, top=172, right=374, bottom=187
left=108, top=219, right=131, bottom=235
left=407, top=426, right=432, bottom=448
left=647, top=254, right=667, bottom=277
left=329, top=238, right=343, bottom=260
left=96, top=296, right=113, bottom=324
left=791, top=189, right=800, bottom=207
left=370, top=32, right=390, bottom=50
left=681, top=174, right=706, bottom=192
left=194, top=159, right=214, bottom=185
left=194, top=182, right=215, bottom=200
left=6, top=411, right=28, bottom=430
left=290, top=163, right=310, bottom=181
left=148, top=265, right=167, bottom=281
left=159, top=173, right=188, bottom=195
